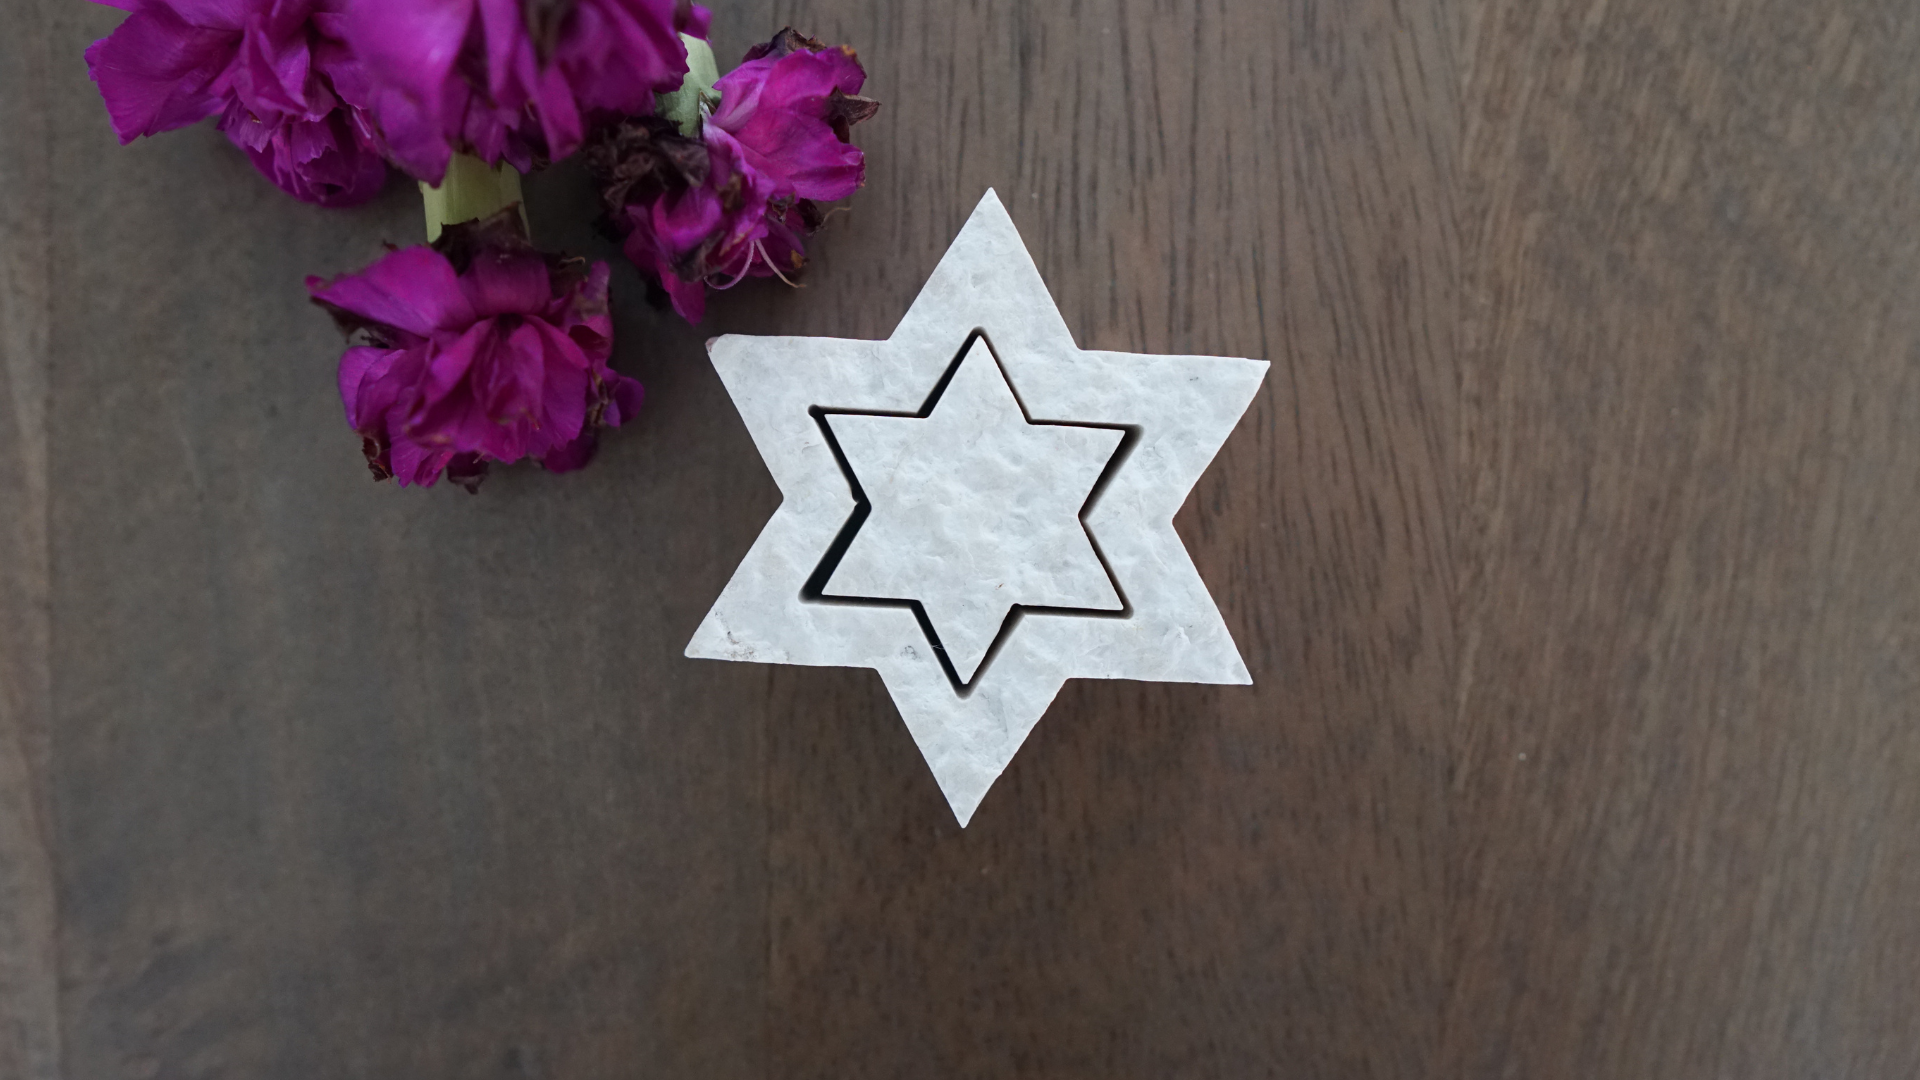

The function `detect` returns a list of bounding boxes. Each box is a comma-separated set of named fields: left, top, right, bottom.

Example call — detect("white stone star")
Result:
left=822, top=336, right=1126, bottom=685
left=687, top=190, right=1269, bottom=825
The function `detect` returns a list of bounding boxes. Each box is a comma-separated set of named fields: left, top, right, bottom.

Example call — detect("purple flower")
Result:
left=708, top=30, right=874, bottom=204
left=307, top=211, right=643, bottom=490
left=85, top=0, right=388, bottom=207
left=344, top=0, right=712, bottom=183
left=586, top=29, right=877, bottom=322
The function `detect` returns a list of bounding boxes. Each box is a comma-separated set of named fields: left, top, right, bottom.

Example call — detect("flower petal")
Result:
left=85, top=6, right=237, bottom=142
left=345, top=0, right=471, bottom=106
left=348, top=0, right=692, bottom=176
left=337, top=344, right=399, bottom=429
left=713, top=47, right=869, bottom=201
left=235, top=10, right=314, bottom=120
left=315, top=232, right=633, bottom=486
left=540, top=431, right=599, bottom=473
left=604, top=372, right=646, bottom=428
left=526, top=321, right=591, bottom=453
left=146, top=0, right=255, bottom=31
left=388, top=433, right=456, bottom=488
left=459, top=249, right=553, bottom=319
left=308, top=247, right=477, bottom=337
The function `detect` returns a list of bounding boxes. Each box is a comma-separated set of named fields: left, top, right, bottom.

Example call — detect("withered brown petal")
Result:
left=742, top=27, right=833, bottom=63
left=828, top=90, right=881, bottom=142
left=361, top=436, right=394, bottom=482
left=582, top=116, right=711, bottom=213
left=445, top=453, right=490, bottom=494
left=521, top=0, right=578, bottom=64
left=432, top=208, right=536, bottom=274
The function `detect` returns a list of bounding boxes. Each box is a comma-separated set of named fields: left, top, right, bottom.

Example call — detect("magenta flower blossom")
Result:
left=587, top=29, right=877, bottom=322
left=85, top=0, right=388, bottom=207
left=344, top=0, right=712, bottom=183
left=708, top=30, right=874, bottom=204
left=307, top=212, right=643, bottom=490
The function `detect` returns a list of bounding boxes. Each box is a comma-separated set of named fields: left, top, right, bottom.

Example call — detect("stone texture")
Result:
left=824, top=336, right=1125, bottom=685
left=686, top=191, right=1267, bottom=824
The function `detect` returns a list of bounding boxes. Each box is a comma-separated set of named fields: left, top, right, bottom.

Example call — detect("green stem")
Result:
left=657, top=34, right=721, bottom=137
left=420, top=154, right=528, bottom=242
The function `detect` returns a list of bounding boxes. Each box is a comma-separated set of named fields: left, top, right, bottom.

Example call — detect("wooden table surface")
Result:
left=4, top=0, right=1918, bottom=1076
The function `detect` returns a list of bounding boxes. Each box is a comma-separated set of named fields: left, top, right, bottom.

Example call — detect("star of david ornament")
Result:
left=687, top=190, right=1269, bottom=825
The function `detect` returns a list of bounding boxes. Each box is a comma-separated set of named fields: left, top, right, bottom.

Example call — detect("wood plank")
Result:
left=0, top=1, right=62, bottom=1077
left=741, top=1, right=1462, bottom=1075
left=42, top=5, right=773, bottom=1077
left=14, top=0, right=1920, bottom=1074
left=1446, top=0, right=1920, bottom=1074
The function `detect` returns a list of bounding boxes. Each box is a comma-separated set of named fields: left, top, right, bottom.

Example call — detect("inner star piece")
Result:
left=687, top=190, right=1269, bottom=826
left=820, top=336, right=1127, bottom=686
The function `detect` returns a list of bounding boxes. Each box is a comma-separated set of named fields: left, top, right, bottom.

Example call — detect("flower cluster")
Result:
left=343, top=0, right=712, bottom=183
left=86, top=3, right=875, bottom=490
left=86, top=0, right=387, bottom=206
left=587, top=30, right=879, bottom=322
left=308, top=211, right=641, bottom=490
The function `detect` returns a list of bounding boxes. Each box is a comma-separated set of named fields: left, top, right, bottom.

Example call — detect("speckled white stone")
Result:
left=824, top=336, right=1125, bottom=684
left=686, top=190, right=1269, bottom=826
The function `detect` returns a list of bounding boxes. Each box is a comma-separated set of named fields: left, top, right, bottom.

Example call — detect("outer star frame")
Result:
left=687, top=190, right=1269, bottom=825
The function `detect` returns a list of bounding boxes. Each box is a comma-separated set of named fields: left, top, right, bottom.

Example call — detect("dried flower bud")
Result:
left=586, top=27, right=880, bottom=322
left=308, top=210, right=643, bottom=490
left=85, top=0, right=388, bottom=207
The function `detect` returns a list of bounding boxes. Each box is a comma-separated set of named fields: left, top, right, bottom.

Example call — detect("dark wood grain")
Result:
left=3, top=0, right=1920, bottom=1076
left=0, top=3, right=62, bottom=1078
left=734, top=1, right=1461, bottom=1077
left=42, top=6, right=772, bottom=1078
left=1444, top=1, right=1920, bottom=1075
